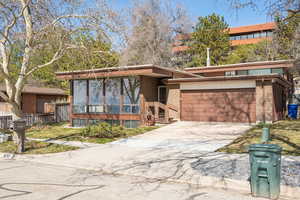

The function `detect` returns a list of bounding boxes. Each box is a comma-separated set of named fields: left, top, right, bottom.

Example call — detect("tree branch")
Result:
left=0, top=91, right=9, bottom=102
left=25, top=48, right=65, bottom=76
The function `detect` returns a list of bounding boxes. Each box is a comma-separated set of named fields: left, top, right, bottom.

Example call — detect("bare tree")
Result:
left=228, top=0, right=300, bottom=17
left=119, top=0, right=192, bottom=67
left=0, top=0, right=116, bottom=152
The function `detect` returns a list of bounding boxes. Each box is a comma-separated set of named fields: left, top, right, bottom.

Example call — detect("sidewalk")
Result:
left=27, top=138, right=101, bottom=148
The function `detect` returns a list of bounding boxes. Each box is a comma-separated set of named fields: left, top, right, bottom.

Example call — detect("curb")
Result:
left=1, top=154, right=298, bottom=199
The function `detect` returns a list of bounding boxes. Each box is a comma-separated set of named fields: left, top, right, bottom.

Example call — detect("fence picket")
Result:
left=0, top=113, right=55, bottom=130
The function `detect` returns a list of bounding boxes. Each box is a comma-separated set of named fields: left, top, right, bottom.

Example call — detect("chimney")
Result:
left=206, top=48, right=210, bottom=67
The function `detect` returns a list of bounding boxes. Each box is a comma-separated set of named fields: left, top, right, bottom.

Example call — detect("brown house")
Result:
left=0, top=85, right=68, bottom=114
left=56, top=60, right=293, bottom=127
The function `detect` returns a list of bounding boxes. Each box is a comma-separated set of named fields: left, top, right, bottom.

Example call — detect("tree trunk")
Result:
left=16, top=129, right=25, bottom=153
left=11, top=103, right=25, bottom=153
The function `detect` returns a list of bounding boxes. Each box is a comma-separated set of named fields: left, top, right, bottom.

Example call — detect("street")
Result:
left=0, top=159, right=271, bottom=200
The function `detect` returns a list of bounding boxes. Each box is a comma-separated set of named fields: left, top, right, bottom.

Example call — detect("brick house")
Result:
left=56, top=60, right=293, bottom=127
left=172, top=22, right=276, bottom=54
left=0, top=85, right=68, bottom=114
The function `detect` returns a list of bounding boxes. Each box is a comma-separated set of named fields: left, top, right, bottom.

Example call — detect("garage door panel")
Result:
left=181, top=89, right=256, bottom=123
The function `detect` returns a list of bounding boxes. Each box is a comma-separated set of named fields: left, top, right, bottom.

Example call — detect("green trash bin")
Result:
left=249, top=144, right=282, bottom=199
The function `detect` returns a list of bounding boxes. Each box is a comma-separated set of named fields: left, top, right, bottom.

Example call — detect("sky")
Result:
left=110, top=0, right=273, bottom=28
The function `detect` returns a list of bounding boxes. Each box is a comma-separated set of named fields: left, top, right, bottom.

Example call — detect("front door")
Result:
left=158, top=86, right=167, bottom=104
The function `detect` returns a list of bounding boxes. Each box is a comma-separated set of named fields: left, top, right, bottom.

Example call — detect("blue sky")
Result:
left=110, top=0, right=273, bottom=27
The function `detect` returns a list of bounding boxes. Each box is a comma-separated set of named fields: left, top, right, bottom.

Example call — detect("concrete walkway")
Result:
left=27, top=138, right=101, bottom=148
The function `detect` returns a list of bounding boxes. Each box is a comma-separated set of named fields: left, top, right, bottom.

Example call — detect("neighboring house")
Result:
left=0, top=85, right=68, bottom=114
left=172, top=22, right=276, bottom=54
left=56, top=60, right=293, bottom=127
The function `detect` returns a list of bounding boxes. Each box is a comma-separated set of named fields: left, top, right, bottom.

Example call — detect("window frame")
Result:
left=72, top=77, right=141, bottom=115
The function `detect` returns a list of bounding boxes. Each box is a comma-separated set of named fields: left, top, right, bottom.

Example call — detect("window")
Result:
left=241, top=34, right=248, bottom=40
left=261, top=31, right=267, bottom=37
left=123, top=77, right=140, bottom=114
left=72, top=119, right=88, bottom=127
left=236, top=70, right=248, bottom=76
left=73, top=80, right=87, bottom=113
left=267, top=31, right=273, bottom=37
left=89, top=80, right=104, bottom=113
left=124, top=120, right=140, bottom=128
left=248, top=68, right=271, bottom=75
left=254, top=32, right=261, bottom=38
left=105, top=78, right=121, bottom=114
left=225, top=71, right=236, bottom=76
left=72, top=77, right=141, bottom=117
left=271, top=68, right=283, bottom=74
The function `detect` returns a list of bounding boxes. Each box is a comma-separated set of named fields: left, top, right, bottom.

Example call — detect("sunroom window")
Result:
left=72, top=77, right=141, bottom=115
left=106, top=78, right=121, bottom=114
left=123, top=77, right=140, bottom=114
left=89, top=80, right=104, bottom=113
left=73, top=80, right=87, bottom=113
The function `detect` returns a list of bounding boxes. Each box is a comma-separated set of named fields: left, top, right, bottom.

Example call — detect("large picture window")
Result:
left=106, top=78, right=121, bottom=114
left=123, top=77, right=140, bottom=114
left=73, top=80, right=87, bottom=113
left=89, top=80, right=104, bottom=113
left=72, top=77, right=140, bottom=115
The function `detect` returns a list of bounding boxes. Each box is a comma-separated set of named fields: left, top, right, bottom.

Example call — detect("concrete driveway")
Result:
left=6, top=122, right=251, bottom=185
left=112, top=121, right=251, bottom=152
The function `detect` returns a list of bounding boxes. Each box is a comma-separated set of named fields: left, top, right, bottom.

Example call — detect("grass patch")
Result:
left=217, top=120, right=300, bottom=156
left=0, top=140, right=78, bottom=154
left=26, top=123, right=159, bottom=144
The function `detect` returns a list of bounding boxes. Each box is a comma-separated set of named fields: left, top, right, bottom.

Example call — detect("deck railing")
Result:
left=144, top=102, right=178, bottom=124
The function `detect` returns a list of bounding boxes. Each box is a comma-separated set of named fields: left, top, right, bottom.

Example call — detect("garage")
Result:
left=181, top=88, right=256, bottom=123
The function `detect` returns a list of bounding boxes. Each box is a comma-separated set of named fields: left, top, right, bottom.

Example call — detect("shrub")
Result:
left=81, top=122, right=126, bottom=138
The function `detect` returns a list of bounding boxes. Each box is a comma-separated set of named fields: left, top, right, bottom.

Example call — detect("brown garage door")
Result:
left=181, top=88, right=256, bottom=123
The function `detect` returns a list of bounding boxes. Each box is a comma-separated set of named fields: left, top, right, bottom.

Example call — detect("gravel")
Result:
left=191, top=153, right=300, bottom=187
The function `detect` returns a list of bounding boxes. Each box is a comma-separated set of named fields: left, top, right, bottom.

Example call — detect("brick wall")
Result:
left=167, top=84, right=180, bottom=120
left=139, top=76, right=159, bottom=124
left=273, top=83, right=287, bottom=121
left=140, top=76, right=159, bottom=102
left=255, top=80, right=274, bottom=123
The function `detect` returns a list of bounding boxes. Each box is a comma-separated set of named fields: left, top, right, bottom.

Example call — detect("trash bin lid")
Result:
left=249, top=144, right=282, bottom=152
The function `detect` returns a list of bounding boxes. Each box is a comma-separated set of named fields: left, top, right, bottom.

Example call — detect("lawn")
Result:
left=0, top=140, right=78, bottom=154
left=218, top=120, right=300, bottom=156
left=26, top=123, right=159, bottom=144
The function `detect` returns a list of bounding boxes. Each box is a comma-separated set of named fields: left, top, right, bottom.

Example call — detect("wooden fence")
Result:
left=45, top=103, right=70, bottom=122
left=0, top=113, right=55, bottom=130
left=0, top=115, right=12, bottom=130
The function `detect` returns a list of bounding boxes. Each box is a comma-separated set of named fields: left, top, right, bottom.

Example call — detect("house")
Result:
left=0, top=85, right=68, bottom=114
left=56, top=60, right=293, bottom=127
left=172, top=22, right=276, bottom=54
left=56, top=65, right=198, bottom=127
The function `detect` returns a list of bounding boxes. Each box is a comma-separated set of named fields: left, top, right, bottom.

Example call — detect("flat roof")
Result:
left=184, top=60, right=294, bottom=73
left=166, top=74, right=292, bottom=88
left=0, top=84, right=67, bottom=96
left=56, top=64, right=200, bottom=80
left=229, top=22, right=276, bottom=35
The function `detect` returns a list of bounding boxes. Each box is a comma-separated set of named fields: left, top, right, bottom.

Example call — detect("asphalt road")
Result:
left=0, top=159, right=275, bottom=200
